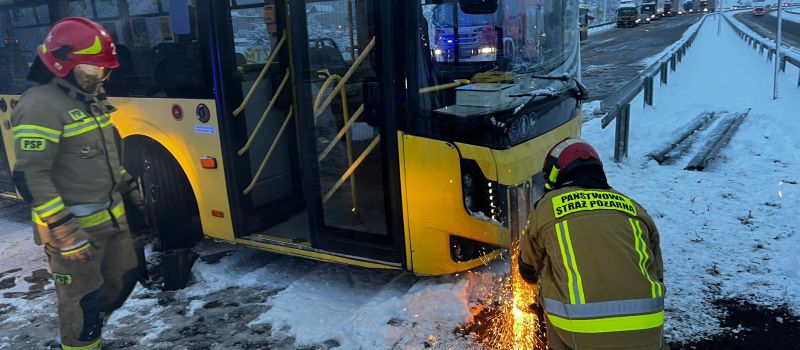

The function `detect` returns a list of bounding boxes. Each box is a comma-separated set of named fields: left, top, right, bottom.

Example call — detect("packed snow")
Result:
left=0, top=12, right=799, bottom=350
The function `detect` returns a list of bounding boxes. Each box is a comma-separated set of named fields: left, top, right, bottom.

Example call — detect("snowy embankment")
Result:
left=581, top=15, right=800, bottom=342
left=769, top=8, right=800, bottom=24
left=588, top=22, right=616, bottom=35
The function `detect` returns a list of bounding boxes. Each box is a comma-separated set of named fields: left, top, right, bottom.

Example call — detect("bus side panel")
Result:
left=491, top=115, right=582, bottom=186
left=400, top=132, right=506, bottom=275
left=0, top=95, right=19, bottom=197
left=110, top=97, right=235, bottom=242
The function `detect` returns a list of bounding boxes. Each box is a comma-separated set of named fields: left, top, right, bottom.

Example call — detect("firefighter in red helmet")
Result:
left=519, top=138, right=667, bottom=350
left=10, top=17, right=143, bottom=350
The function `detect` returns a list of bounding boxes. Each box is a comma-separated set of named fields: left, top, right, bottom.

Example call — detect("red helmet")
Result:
left=38, top=17, right=119, bottom=78
left=543, top=138, right=603, bottom=190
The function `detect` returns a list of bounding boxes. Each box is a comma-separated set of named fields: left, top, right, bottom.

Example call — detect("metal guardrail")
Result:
left=588, top=21, right=616, bottom=29
left=600, top=15, right=710, bottom=162
left=723, top=12, right=800, bottom=87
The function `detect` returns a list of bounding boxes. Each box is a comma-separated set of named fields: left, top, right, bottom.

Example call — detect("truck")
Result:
left=430, top=3, right=499, bottom=63
left=641, top=0, right=665, bottom=20
left=617, top=3, right=641, bottom=27
left=698, top=0, right=716, bottom=12
left=664, top=0, right=677, bottom=15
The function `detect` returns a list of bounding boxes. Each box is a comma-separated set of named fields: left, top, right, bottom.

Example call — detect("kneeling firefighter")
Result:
left=519, top=138, right=666, bottom=350
left=11, top=17, right=144, bottom=350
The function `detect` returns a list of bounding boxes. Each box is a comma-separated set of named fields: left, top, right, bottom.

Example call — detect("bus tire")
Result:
left=141, top=145, right=202, bottom=252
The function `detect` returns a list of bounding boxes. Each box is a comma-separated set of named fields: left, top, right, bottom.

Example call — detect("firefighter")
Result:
left=10, top=17, right=143, bottom=350
left=519, top=138, right=666, bottom=350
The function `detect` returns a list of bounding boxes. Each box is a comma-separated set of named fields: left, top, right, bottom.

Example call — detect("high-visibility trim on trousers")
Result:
left=629, top=218, right=663, bottom=298
left=555, top=220, right=586, bottom=304
left=546, top=311, right=665, bottom=334
left=76, top=202, right=125, bottom=229
left=34, top=197, right=65, bottom=219
left=61, top=338, right=101, bottom=350
left=543, top=297, right=664, bottom=319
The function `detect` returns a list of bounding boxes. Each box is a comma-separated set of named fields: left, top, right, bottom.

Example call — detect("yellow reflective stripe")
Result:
left=72, top=36, right=102, bottom=55
left=555, top=221, right=585, bottom=304
left=77, top=202, right=125, bottom=228
left=630, top=218, right=662, bottom=298
left=34, top=197, right=65, bottom=218
left=562, top=221, right=586, bottom=304
left=61, top=243, right=92, bottom=256
left=120, top=168, right=128, bottom=176
left=547, top=311, right=664, bottom=333
left=32, top=211, right=46, bottom=226
left=12, top=124, right=62, bottom=143
left=63, top=115, right=111, bottom=138
left=61, top=338, right=101, bottom=350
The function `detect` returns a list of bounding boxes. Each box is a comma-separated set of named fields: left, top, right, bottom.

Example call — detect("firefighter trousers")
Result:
left=45, top=215, right=139, bottom=350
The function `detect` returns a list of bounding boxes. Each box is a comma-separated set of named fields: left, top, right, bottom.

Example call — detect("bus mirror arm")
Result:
left=362, top=79, right=382, bottom=127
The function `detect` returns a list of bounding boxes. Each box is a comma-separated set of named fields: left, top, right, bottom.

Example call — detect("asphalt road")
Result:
left=733, top=10, right=800, bottom=49
left=580, top=14, right=704, bottom=102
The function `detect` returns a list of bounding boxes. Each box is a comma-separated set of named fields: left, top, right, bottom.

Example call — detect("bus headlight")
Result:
left=461, top=160, right=507, bottom=226
left=434, top=48, right=443, bottom=56
left=479, top=46, right=496, bottom=55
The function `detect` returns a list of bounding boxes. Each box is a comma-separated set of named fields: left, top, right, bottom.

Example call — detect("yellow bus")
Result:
left=0, top=0, right=582, bottom=276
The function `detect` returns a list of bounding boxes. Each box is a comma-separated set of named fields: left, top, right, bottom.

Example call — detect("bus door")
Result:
left=288, top=0, right=404, bottom=263
left=225, top=1, right=308, bottom=240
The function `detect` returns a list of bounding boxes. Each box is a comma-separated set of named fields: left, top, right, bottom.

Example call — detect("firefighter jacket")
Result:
left=11, top=78, right=137, bottom=245
left=520, top=186, right=665, bottom=350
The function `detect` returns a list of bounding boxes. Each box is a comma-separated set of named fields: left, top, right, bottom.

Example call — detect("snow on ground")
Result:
left=581, top=16, right=800, bottom=341
left=1, top=12, right=799, bottom=350
left=588, top=22, right=616, bottom=35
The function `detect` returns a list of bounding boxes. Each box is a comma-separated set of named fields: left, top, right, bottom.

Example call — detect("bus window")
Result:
left=301, top=0, right=388, bottom=236
left=231, top=6, right=274, bottom=65
left=0, top=1, right=51, bottom=95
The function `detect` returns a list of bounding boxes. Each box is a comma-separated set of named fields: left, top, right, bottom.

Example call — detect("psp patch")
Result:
left=20, top=137, right=46, bottom=151
left=52, top=272, right=73, bottom=285
left=68, top=109, right=88, bottom=121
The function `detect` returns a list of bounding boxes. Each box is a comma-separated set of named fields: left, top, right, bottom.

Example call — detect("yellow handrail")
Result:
left=233, top=31, right=287, bottom=117
left=243, top=106, right=294, bottom=195
left=313, top=36, right=376, bottom=118
left=322, top=135, right=381, bottom=203
left=318, top=104, right=364, bottom=162
left=238, top=69, right=290, bottom=156
left=418, top=79, right=471, bottom=94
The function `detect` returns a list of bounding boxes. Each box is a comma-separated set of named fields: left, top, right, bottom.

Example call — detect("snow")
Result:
left=727, top=11, right=800, bottom=60
left=769, top=8, right=800, bottom=23
left=581, top=16, right=800, bottom=340
left=588, top=22, right=617, bottom=35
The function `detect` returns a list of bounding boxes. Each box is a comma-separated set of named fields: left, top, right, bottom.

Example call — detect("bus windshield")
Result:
left=409, top=0, right=580, bottom=147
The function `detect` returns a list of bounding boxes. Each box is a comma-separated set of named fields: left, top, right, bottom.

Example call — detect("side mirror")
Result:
left=459, top=0, right=498, bottom=14
left=362, top=79, right=382, bottom=127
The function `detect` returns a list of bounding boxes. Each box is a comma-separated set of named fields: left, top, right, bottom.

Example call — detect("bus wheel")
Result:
left=142, top=146, right=202, bottom=250
left=141, top=146, right=201, bottom=290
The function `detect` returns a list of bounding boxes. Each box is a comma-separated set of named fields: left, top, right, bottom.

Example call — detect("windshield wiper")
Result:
left=509, top=74, right=589, bottom=101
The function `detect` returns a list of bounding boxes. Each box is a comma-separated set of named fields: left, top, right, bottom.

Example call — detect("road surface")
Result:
left=733, top=10, right=800, bottom=49
left=581, top=14, right=704, bottom=102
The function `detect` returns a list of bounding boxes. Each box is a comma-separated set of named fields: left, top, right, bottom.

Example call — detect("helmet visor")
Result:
left=73, top=64, right=112, bottom=93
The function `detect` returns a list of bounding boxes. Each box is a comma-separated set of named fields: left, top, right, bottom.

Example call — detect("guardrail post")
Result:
left=671, top=54, right=677, bottom=71
left=660, top=63, right=668, bottom=85
left=614, top=104, right=631, bottom=163
left=768, top=49, right=774, bottom=62
left=780, top=56, right=787, bottom=72
left=797, top=71, right=800, bottom=87
left=760, top=44, right=765, bottom=55
left=644, top=76, right=654, bottom=107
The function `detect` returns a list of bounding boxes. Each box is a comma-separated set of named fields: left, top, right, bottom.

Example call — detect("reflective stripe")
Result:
left=61, top=242, right=92, bottom=256
left=547, top=311, right=664, bottom=334
left=33, top=197, right=65, bottom=218
left=63, top=115, right=111, bottom=138
left=543, top=297, right=664, bottom=319
left=72, top=36, right=102, bottom=55
left=76, top=202, right=125, bottom=228
left=555, top=221, right=585, bottom=304
left=62, top=338, right=101, bottom=350
left=32, top=211, right=46, bottom=227
left=630, top=218, right=663, bottom=298
left=12, top=125, right=62, bottom=143
left=120, top=168, right=128, bottom=176
left=68, top=202, right=110, bottom=217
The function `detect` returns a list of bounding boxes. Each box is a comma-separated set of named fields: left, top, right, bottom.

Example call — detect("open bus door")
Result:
left=217, top=0, right=404, bottom=267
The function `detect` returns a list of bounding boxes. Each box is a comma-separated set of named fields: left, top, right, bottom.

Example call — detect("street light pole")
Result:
left=717, top=0, right=722, bottom=36
left=604, top=0, right=608, bottom=22
left=774, top=0, right=784, bottom=99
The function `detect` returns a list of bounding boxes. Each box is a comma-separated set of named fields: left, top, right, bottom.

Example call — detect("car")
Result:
left=752, top=6, right=765, bottom=16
